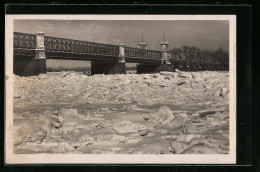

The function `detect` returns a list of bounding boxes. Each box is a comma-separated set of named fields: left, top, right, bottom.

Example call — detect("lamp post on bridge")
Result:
left=138, top=32, right=148, bottom=50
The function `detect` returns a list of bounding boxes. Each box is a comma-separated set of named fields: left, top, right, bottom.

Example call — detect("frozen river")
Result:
left=13, top=71, right=229, bottom=154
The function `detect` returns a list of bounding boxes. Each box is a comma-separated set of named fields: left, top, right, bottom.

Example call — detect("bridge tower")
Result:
left=33, top=32, right=47, bottom=74
left=160, top=32, right=170, bottom=64
left=136, top=32, right=173, bottom=73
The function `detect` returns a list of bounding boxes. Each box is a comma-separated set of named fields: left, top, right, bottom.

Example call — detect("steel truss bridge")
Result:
left=13, top=32, right=163, bottom=64
left=13, top=32, right=228, bottom=76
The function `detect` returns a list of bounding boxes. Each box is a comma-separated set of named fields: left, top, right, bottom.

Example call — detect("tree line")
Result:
left=169, top=45, right=229, bottom=65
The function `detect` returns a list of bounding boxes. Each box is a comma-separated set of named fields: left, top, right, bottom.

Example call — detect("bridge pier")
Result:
left=13, top=56, right=46, bottom=76
left=91, top=44, right=126, bottom=75
left=26, top=58, right=46, bottom=75
left=137, top=63, right=173, bottom=73
left=14, top=32, right=46, bottom=76
left=91, top=61, right=125, bottom=75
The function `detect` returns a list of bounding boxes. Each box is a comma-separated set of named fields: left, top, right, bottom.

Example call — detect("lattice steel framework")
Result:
left=125, top=47, right=161, bottom=63
left=13, top=32, right=162, bottom=62
left=13, top=32, right=36, bottom=56
left=44, top=36, right=119, bottom=58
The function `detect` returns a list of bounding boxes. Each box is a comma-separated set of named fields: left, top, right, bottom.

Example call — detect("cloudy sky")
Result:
left=14, top=20, right=229, bottom=51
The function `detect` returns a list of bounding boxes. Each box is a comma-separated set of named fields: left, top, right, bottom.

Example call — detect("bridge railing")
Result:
left=13, top=32, right=36, bottom=49
left=125, top=47, right=161, bottom=60
left=44, top=36, right=119, bottom=56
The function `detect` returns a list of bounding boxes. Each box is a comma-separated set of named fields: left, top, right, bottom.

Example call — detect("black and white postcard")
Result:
left=5, top=15, right=236, bottom=164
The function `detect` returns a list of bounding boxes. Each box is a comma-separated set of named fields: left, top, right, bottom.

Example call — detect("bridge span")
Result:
left=13, top=32, right=227, bottom=75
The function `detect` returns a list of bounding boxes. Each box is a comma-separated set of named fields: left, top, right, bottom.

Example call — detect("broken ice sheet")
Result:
left=13, top=71, right=229, bottom=154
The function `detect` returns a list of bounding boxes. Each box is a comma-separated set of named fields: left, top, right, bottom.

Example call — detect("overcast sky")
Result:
left=14, top=20, right=229, bottom=51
